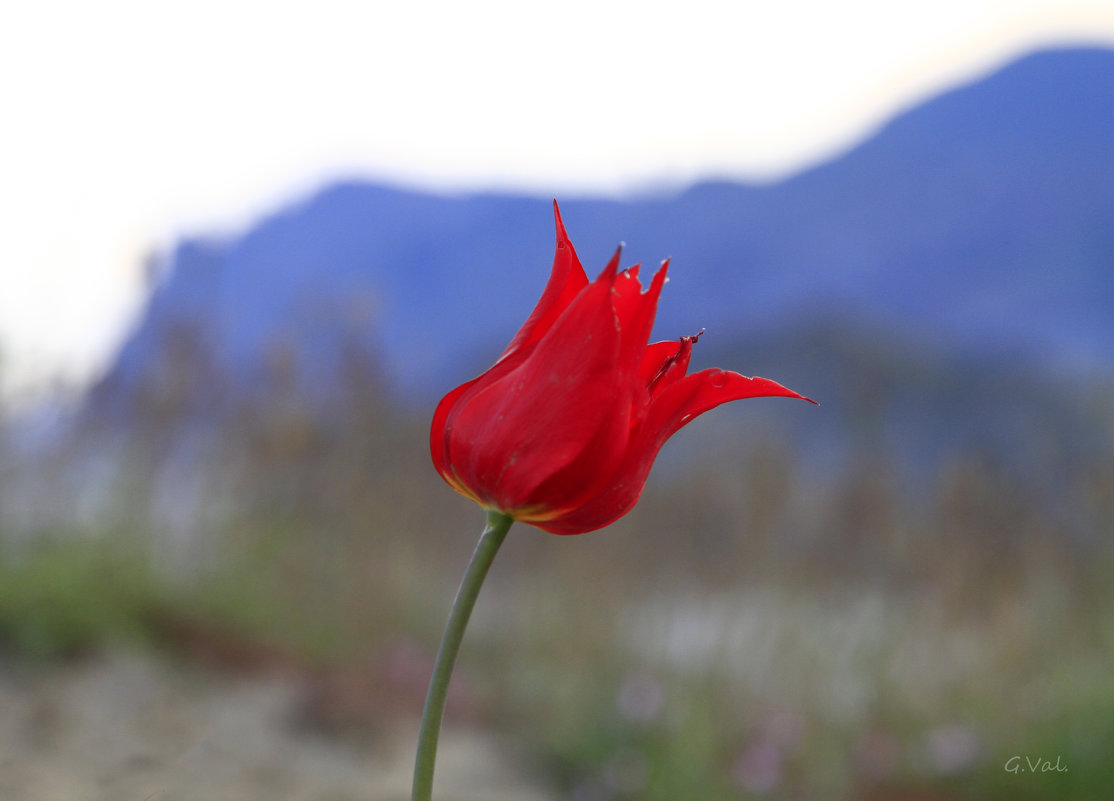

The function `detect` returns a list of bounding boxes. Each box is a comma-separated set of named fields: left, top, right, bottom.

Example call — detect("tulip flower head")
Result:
left=430, top=202, right=812, bottom=535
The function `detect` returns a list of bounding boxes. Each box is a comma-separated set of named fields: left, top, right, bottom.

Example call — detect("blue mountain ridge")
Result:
left=95, top=46, right=1114, bottom=417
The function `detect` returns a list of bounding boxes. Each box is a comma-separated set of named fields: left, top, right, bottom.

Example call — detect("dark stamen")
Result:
left=683, top=328, right=706, bottom=345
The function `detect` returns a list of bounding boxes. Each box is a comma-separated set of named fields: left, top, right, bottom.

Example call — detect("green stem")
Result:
left=412, top=510, right=513, bottom=801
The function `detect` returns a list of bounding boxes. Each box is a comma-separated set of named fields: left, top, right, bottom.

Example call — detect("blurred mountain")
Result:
left=89, top=46, right=1114, bottom=425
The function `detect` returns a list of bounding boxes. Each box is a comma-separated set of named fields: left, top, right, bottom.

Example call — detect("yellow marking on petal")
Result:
left=446, top=467, right=486, bottom=506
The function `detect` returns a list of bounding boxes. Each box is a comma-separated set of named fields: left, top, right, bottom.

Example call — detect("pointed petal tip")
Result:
left=599, top=244, right=623, bottom=281
left=777, top=383, right=818, bottom=405
left=718, top=371, right=818, bottom=405
left=647, top=259, right=669, bottom=294
left=553, top=200, right=569, bottom=243
left=751, top=374, right=817, bottom=405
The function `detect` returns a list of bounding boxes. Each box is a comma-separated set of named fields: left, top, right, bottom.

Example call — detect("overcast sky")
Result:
left=2, top=0, right=1113, bottom=403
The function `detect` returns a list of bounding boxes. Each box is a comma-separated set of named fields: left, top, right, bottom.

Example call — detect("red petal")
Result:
left=643, top=369, right=815, bottom=447
left=644, top=331, right=695, bottom=398
left=510, top=264, right=674, bottom=523
left=535, top=369, right=813, bottom=534
left=522, top=394, right=633, bottom=514
left=430, top=375, right=479, bottom=482
left=613, top=262, right=668, bottom=373
left=496, top=201, right=589, bottom=364
left=638, top=340, right=682, bottom=385
left=432, top=338, right=542, bottom=488
left=445, top=263, right=630, bottom=512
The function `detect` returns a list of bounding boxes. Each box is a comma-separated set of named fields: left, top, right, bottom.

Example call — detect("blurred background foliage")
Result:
left=1, top=310, right=1111, bottom=800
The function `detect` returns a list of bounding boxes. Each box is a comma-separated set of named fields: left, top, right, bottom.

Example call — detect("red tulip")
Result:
left=430, top=202, right=813, bottom=534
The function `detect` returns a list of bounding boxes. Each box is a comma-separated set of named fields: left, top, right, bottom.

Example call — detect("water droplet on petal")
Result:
left=710, top=371, right=728, bottom=388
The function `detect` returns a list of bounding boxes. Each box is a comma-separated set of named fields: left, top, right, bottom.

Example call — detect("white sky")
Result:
left=2, top=0, right=1113, bottom=404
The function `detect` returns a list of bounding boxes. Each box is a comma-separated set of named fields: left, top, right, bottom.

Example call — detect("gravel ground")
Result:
left=0, top=652, right=557, bottom=801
